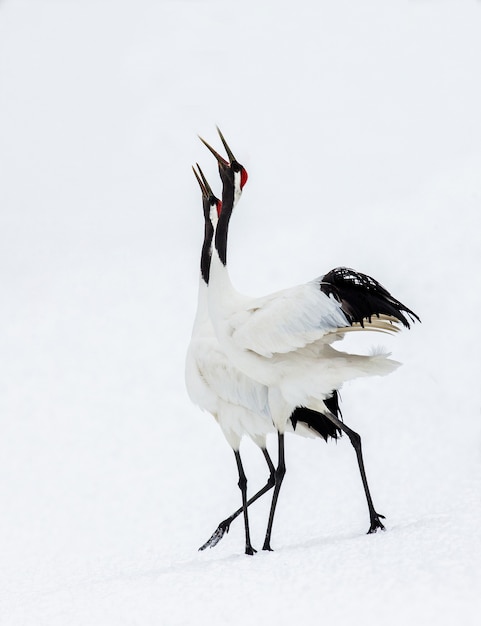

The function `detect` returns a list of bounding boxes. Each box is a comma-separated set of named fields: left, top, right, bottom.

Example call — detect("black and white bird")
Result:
left=199, top=128, right=419, bottom=551
left=186, top=163, right=341, bottom=554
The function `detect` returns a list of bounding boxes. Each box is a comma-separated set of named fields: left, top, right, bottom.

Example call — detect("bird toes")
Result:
left=367, top=514, right=386, bottom=534
left=198, top=519, right=231, bottom=551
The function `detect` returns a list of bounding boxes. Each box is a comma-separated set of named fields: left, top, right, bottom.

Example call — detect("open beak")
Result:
left=193, top=163, right=216, bottom=198
left=215, top=127, right=237, bottom=164
left=193, top=163, right=220, bottom=214
left=192, top=165, right=207, bottom=197
left=198, top=135, right=229, bottom=167
left=198, top=127, right=238, bottom=167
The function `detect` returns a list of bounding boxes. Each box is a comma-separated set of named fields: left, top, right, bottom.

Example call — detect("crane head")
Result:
left=198, top=128, right=248, bottom=201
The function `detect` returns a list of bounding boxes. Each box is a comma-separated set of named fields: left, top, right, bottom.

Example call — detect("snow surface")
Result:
left=1, top=0, right=481, bottom=624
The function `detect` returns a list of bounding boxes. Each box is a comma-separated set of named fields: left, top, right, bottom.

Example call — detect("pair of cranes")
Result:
left=185, top=128, right=419, bottom=554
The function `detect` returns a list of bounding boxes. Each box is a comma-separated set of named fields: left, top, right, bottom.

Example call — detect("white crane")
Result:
left=186, top=165, right=341, bottom=554
left=199, top=128, right=419, bottom=551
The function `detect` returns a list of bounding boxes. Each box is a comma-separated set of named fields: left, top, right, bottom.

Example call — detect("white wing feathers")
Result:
left=228, top=280, right=350, bottom=358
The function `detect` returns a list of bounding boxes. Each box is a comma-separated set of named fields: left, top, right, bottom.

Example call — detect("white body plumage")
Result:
left=185, top=278, right=273, bottom=449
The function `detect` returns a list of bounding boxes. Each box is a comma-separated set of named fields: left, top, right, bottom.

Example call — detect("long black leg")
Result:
left=262, top=432, right=286, bottom=551
left=325, top=411, right=385, bottom=533
left=262, top=446, right=276, bottom=478
left=199, top=448, right=275, bottom=551
left=233, top=450, right=256, bottom=555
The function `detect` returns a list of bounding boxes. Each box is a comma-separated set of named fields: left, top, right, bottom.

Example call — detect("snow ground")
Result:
left=1, top=1, right=481, bottom=624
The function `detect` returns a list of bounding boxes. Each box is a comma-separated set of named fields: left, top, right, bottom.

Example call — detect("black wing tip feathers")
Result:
left=320, top=266, right=420, bottom=329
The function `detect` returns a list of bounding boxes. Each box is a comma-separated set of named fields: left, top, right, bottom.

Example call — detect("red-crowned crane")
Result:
left=186, top=165, right=341, bottom=554
left=199, top=128, right=419, bottom=551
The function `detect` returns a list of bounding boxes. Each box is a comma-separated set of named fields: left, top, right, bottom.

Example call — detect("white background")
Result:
left=1, top=1, right=480, bottom=624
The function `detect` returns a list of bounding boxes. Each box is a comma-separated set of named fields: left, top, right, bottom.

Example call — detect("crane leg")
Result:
left=233, top=450, right=257, bottom=555
left=199, top=448, right=275, bottom=551
left=326, top=412, right=385, bottom=533
left=262, top=432, right=286, bottom=551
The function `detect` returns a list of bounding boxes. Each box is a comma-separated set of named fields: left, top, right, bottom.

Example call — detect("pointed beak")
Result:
left=195, top=163, right=215, bottom=198
left=198, top=135, right=229, bottom=167
left=216, top=127, right=237, bottom=164
left=192, top=165, right=207, bottom=196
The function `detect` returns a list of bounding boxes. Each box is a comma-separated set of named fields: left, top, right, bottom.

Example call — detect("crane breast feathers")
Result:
left=229, top=281, right=350, bottom=357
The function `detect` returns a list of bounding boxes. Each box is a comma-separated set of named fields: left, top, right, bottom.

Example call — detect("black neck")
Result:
left=215, top=173, right=235, bottom=266
left=200, top=219, right=214, bottom=284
